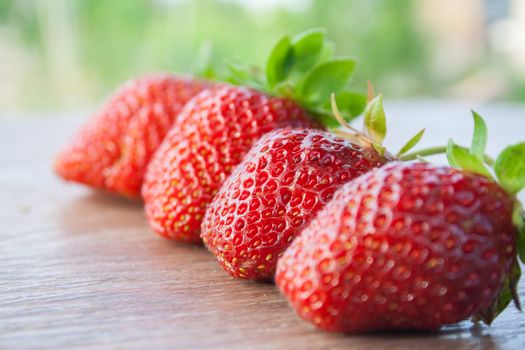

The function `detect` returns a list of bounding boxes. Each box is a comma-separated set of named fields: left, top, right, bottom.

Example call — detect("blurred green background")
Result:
left=1, top=0, right=525, bottom=113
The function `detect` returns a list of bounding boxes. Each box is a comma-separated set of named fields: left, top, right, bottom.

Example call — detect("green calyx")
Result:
left=329, top=85, right=432, bottom=161
left=444, top=111, right=525, bottom=199
left=330, top=85, right=429, bottom=160
left=329, top=86, right=389, bottom=157
left=446, top=111, right=494, bottom=178
left=226, top=28, right=367, bottom=128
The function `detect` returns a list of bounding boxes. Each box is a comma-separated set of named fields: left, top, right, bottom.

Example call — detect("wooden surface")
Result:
left=1, top=100, right=525, bottom=349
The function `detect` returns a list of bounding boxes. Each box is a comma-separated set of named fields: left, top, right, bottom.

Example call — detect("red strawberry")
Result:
left=142, top=86, right=319, bottom=242
left=201, top=128, right=389, bottom=280
left=276, top=161, right=519, bottom=332
left=55, top=74, right=209, bottom=197
left=142, top=29, right=368, bottom=243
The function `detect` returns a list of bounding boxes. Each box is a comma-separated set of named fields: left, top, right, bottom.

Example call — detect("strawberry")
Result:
left=201, top=128, right=389, bottom=280
left=276, top=113, right=525, bottom=332
left=142, top=29, right=367, bottom=242
left=55, top=74, right=209, bottom=197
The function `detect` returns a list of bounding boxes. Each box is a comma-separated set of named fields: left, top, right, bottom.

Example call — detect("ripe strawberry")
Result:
left=55, top=74, right=209, bottom=197
left=276, top=161, right=521, bottom=332
left=142, top=29, right=368, bottom=242
left=142, top=86, right=319, bottom=242
left=201, top=128, right=389, bottom=280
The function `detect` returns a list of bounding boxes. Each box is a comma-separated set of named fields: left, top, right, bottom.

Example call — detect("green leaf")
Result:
left=322, top=90, right=366, bottom=122
left=446, top=139, right=492, bottom=178
left=495, top=142, right=525, bottom=194
left=319, top=41, right=335, bottom=62
left=397, top=129, right=425, bottom=157
left=266, top=35, right=292, bottom=88
left=364, top=95, right=387, bottom=143
left=470, top=111, right=488, bottom=161
left=300, top=58, right=355, bottom=103
left=290, top=28, right=325, bottom=72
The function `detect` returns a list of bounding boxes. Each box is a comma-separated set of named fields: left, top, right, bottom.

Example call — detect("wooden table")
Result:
left=1, top=101, right=525, bottom=349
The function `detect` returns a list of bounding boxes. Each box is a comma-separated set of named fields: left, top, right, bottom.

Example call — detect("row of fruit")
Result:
left=55, top=29, right=525, bottom=333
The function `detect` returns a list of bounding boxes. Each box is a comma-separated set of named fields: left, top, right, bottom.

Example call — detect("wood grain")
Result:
left=1, top=101, right=525, bottom=349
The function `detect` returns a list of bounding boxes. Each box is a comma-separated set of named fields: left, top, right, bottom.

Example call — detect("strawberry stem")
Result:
left=399, top=146, right=447, bottom=161
left=400, top=146, right=495, bottom=165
